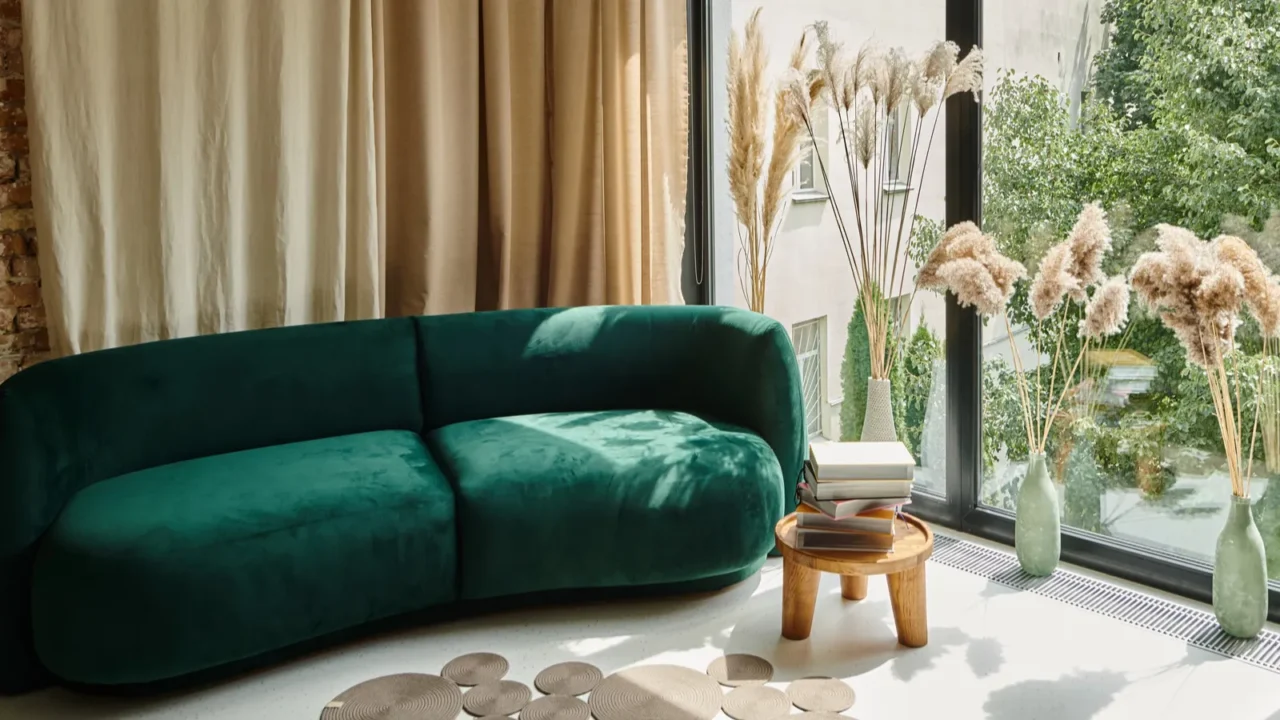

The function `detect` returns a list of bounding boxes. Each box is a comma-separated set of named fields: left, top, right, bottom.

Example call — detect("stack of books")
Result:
left=796, top=441, right=915, bottom=552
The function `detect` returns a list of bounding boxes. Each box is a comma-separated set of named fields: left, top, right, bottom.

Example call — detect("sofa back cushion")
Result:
left=0, top=317, right=423, bottom=692
left=0, top=318, right=422, bottom=566
left=414, top=307, right=805, bottom=482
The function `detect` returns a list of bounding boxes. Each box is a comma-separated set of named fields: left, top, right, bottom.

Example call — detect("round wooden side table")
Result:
left=774, top=512, right=934, bottom=647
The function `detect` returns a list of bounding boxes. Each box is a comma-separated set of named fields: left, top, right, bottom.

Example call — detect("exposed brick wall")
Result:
left=0, top=0, right=45, bottom=383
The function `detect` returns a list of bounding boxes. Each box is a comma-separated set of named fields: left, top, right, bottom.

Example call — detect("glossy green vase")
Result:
left=1015, top=453, right=1060, bottom=577
left=1213, top=495, right=1269, bottom=638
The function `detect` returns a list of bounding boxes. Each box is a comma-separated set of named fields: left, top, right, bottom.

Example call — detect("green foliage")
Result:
left=982, top=357, right=1028, bottom=471
left=908, top=215, right=944, bottom=269
left=892, top=323, right=944, bottom=461
left=839, top=302, right=871, bottom=441
left=1093, top=0, right=1153, bottom=127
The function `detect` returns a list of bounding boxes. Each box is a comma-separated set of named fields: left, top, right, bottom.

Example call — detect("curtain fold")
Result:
left=25, top=0, right=687, bottom=356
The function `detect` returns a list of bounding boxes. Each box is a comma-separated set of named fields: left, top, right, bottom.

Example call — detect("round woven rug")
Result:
left=589, top=665, right=723, bottom=720
left=443, top=652, right=510, bottom=686
left=705, top=654, right=774, bottom=687
left=320, top=673, right=462, bottom=720
left=720, top=685, right=790, bottom=720
left=534, top=661, right=603, bottom=696
left=462, top=679, right=532, bottom=717
left=786, top=677, right=855, bottom=713
left=520, top=694, right=590, bottom=720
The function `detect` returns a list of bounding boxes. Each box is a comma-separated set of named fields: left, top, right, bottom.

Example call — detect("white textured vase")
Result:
left=860, top=377, right=898, bottom=442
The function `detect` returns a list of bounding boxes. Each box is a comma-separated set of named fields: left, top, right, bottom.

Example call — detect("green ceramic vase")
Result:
left=1015, top=452, right=1060, bottom=577
left=1213, top=495, right=1268, bottom=639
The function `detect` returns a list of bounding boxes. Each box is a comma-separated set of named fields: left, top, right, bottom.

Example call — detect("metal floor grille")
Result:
left=932, top=533, right=1280, bottom=673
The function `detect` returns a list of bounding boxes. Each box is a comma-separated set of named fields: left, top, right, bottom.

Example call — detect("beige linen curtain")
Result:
left=24, top=0, right=687, bottom=355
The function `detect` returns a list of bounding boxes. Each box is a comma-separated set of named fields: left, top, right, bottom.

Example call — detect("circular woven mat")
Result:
left=320, top=673, right=462, bottom=720
left=791, top=713, right=853, bottom=719
left=720, top=685, right=790, bottom=720
left=443, top=652, right=510, bottom=686
left=534, top=661, right=603, bottom=696
left=786, top=677, right=855, bottom=713
left=705, top=654, right=774, bottom=687
left=589, top=665, right=723, bottom=720
left=463, top=680, right=532, bottom=717
left=520, top=694, right=590, bottom=720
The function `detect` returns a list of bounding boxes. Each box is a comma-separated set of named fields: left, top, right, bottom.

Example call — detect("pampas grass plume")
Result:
left=1029, top=242, right=1079, bottom=320
left=943, top=46, right=983, bottom=98
left=1079, top=276, right=1131, bottom=339
left=1067, top=202, right=1112, bottom=296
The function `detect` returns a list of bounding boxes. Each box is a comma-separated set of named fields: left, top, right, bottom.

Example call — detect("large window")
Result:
left=978, top=0, right=1280, bottom=595
left=693, top=0, right=1280, bottom=618
left=710, top=0, right=949, bottom=495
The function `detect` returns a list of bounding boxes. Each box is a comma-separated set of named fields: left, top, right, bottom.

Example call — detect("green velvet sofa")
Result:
left=0, top=305, right=804, bottom=693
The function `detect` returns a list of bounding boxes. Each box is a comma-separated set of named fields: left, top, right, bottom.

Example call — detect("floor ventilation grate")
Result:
left=932, top=532, right=1280, bottom=673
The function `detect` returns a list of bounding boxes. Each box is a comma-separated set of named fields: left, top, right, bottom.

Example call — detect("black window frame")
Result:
left=684, top=0, right=1280, bottom=622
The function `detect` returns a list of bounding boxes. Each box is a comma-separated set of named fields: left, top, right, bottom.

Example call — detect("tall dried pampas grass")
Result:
left=922, top=204, right=1133, bottom=456
left=727, top=10, right=817, bottom=313
left=791, top=27, right=982, bottom=380
left=1130, top=226, right=1280, bottom=497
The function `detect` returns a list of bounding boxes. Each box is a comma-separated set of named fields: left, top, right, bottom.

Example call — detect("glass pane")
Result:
left=980, top=0, right=1280, bottom=578
left=712, top=1, right=948, bottom=494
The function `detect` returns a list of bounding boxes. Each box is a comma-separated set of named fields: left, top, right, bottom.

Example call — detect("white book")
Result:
left=807, top=477, right=913, bottom=500
left=808, top=442, right=915, bottom=480
left=797, top=485, right=911, bottom=520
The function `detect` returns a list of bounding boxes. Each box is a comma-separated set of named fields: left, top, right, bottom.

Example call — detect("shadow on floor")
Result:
left=982, top=670, right=1128, bottom=720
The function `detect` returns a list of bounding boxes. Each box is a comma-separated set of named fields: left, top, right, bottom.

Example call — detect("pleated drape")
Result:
left=24, top=0, right=687, bottom=355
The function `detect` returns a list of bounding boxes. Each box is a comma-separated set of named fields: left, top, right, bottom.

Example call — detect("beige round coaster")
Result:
left=463, top=680, right=532, bottom=717
left=520, top=695, right=590, bottom=720
left=721, top=685, right=790, bottom=720
left=705, top=654, right=774, bottom=687
left=320, top=673, right=462, bottom=720
left=787, top=677, right=855, bottom=713
left=443, top=652, right=510, bottom=686
left=534, top=661, right=603, bottom=696
left=792, top=713, right=853, bottom=719
left=589, top=665, right=723, bottom=720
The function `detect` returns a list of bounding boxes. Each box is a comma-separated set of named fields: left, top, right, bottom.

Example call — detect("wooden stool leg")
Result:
left=887, top=564, right=928, bottom=647
left=781, top=558, right=820, bottom=640
left=840, top=574, right=868, bottom=601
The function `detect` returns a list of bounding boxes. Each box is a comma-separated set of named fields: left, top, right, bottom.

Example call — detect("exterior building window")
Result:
left=793, top=317, right=826, bottom=438
left=794, top=107, right=829, bottom=200
left=885, top=106, right=910, bottom=186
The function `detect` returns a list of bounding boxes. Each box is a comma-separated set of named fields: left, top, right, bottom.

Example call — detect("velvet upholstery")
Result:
left=429, top=410, right=783, bottom=599
left=0, top=319, right=422, bottom=692
left=0, top=306, right=805, bottom=692
left=31, top=431, right=457, bottom=685
left=414, top=306, right=806, bottom=495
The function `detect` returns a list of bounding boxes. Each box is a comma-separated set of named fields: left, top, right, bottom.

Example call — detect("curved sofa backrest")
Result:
left=415, top=305, right=806, bottom=487
left=0, top=317, right=422, bottom=692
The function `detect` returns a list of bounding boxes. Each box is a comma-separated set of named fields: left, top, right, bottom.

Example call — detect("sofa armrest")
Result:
left=692, top=310, right=807, bottom=516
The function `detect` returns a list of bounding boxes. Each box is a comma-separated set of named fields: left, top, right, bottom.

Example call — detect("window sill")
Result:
left=881, top=181, right=913, bottom=195
left=791, top=191, right=829, bottom=204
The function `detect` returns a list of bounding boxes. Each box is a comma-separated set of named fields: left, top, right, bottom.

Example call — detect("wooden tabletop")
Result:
left=774, top=512, right=933, bottom=576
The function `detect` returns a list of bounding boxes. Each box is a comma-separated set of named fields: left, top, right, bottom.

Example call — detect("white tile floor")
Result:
left=5, top=533, right=1280, bottom=720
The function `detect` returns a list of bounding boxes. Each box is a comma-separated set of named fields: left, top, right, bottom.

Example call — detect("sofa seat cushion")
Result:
left=427, top=410, right=784, bottom=600
left=31, top=430, right=458, bottom=685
